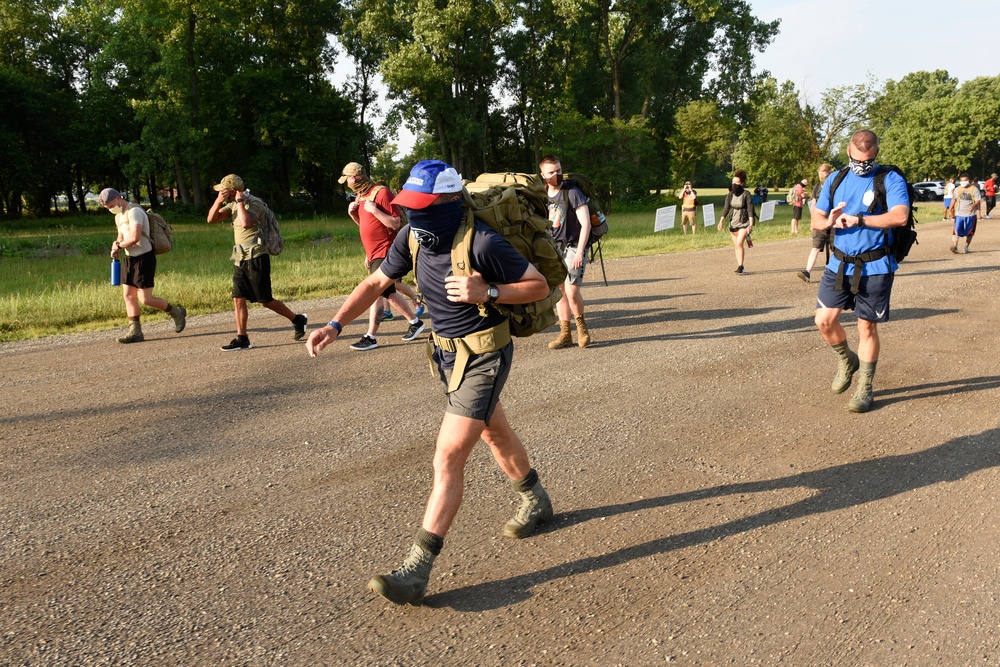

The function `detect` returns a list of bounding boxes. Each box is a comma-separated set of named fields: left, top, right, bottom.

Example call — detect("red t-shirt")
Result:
left=357, top=186, right=399, bottom=262
left=986, top=179, right=996, bottom=197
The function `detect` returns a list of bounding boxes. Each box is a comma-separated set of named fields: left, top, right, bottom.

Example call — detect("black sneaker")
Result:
left=221, top=336, right=252, bottom=351
left=796, top=270, right=810, bottom=283
left=402, top=319, right=426, bottom=341
left=736, top=265, right=745, bottom=275
left=350, top=334, right=378, bottom=351
left=292, top=314, right=308, bottom=341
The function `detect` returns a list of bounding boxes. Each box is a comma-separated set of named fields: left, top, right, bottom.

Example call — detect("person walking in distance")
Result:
left=791, top=178, right=807, bottom=235
left=982, top=173, right=995, bottom=219
left=948, top=172, right=981, bottom=254
left=810, top=130, right=909, bottom=413
left=339, top=161, right=425, bottom=351
left=306, top=160, right=553, bottom=606
left=207, top=174, right=307, bottom=351
left=943, top=177, right=956, bottom=221
left=718, top=169, right=755, bottom=275
left=100, top=188, right=186, bottom=343
left=539, top=155, right=593, bottom=349
left=797, top=164, right=834, bottom=283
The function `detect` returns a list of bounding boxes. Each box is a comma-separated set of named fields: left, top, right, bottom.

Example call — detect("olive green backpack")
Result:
left=409, top=183, right=568, bottom=337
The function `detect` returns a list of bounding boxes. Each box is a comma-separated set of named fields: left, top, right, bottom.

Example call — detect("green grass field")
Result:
left=0, top=192, right=806, bottom=342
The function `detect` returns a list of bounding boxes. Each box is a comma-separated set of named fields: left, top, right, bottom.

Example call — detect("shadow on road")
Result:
left=900, top=263, right=1000, bottom=278
left=876, top=375, right=1000, bottom=407
left=430, top=428, right=1000, bottom=612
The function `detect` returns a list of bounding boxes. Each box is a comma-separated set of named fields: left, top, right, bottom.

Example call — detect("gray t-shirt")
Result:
left=953, top=185, right=981, bottom=217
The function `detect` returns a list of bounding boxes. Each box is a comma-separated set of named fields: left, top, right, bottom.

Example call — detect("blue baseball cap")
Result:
left=391, top=160, right=463, bottom=209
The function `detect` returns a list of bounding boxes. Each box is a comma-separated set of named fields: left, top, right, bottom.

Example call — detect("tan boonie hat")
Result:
left=213, top=174, right=244, bottom=191
left=338, top=162, right=365, bottom=184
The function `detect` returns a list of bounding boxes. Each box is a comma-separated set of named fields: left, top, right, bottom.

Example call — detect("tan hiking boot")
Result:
left=368, top=543, right=436, bottom=606
left=117, top=321, right=144, bottom=344
left=170, top=305, right=186, bottom=333
left=831, top=350, right=859, bottom=394
left=575, top=315, right=591, bottom=348
left=548, top=320, right=573, bottom=349
left=847, top=372, right=874, bottom=413
left=503, top=481, right=553, bottom=539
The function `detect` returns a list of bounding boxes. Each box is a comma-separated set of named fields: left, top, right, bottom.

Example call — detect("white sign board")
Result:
left=760, top=200, right=776, bottom=222
left=702, top=204, right=716, bottom=228
left=654, top=206, right=676, bottom=232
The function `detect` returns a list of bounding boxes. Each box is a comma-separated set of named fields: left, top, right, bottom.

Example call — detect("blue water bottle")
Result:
left=111, top=259, right=121, bottom=286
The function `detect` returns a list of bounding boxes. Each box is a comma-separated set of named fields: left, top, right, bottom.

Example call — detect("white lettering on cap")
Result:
left=405, top=176, right=425, bottom=186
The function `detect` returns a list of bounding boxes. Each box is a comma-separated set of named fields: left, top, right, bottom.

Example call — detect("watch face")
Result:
left=488, top=286, right=500, bottom=300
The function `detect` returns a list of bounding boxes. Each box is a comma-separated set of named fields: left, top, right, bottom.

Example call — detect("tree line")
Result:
left=0, top=0, right=778, bottom=219
left=2, top=0, right=996, bottom=222
left=679, top=71, right=1000, bottom=190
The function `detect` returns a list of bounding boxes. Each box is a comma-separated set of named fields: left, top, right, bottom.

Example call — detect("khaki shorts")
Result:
left=436, top=342, right=513, bottom=425
left=563, top=246, right=587, bottom=286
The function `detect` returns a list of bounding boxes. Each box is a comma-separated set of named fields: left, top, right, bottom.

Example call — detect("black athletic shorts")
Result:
left=792, top=205, right=803, bottom=221
left=232, top=254, right=274, bottom=303
left=123, top=251, right=156, bottom=289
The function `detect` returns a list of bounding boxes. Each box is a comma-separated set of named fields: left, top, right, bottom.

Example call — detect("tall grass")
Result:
left=0, top=193, right=804, bottom=342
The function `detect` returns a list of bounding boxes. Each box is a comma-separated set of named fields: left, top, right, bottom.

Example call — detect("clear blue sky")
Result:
left=749, top=0, right=995, bottom=101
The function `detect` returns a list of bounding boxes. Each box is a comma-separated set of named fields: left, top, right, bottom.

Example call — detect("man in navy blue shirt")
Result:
left=307, top=160, right=553, bottom=606
left=811, top=130, right=910, bottom=413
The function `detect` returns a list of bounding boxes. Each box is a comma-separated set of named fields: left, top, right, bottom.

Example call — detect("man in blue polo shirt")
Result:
left=810, top=130, right=910, bottom=413
left=306, top=160, right=553, bottom=606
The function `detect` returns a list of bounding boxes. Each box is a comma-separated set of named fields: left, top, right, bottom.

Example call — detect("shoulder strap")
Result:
left=827, top=167, right=851, bottom=211
left=408, top=229, right=420, bottom=290
left=359, top=184, right=385, bottom=203
left=869, top=166, right=891, bottom=214
left=450, top=211, right=475, bottom=277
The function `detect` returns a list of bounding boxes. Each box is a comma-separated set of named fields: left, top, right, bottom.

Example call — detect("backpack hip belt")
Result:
left=428, top=319, right=512, bottom=393
left=831, top=245, right=889, bottom=294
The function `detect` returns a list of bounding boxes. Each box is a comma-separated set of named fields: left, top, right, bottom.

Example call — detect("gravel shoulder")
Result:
left=3, top=217, right=1000, bottom=666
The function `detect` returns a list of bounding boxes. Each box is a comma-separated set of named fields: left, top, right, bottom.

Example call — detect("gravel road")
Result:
left=3, top=217, right=1000, bottom=666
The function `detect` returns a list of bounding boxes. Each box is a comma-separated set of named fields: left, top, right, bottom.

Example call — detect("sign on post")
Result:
left=703, top=204, right=716, bottom=228
left=654, top=206, right=677, bottom=232
left=760, top=200, right=776, bottom=222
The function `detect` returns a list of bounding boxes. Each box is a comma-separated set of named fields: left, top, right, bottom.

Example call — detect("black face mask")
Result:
left=731, top=184, right=744, bottom=196
left=406, top=199, right=464, bottom=252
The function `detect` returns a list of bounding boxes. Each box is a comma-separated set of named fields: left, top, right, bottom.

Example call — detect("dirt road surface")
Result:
left=4, top=217, right=1000, bottom=666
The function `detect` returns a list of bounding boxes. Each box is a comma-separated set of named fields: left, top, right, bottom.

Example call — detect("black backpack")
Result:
left=562, top=174, right=609, bottom=245
left=827, top=164, right=918, bottom=264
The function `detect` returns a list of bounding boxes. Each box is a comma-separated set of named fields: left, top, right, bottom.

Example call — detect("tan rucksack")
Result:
left=144, top=209, right=174, bottom=254
left=409, top=183, right=567, bottom=337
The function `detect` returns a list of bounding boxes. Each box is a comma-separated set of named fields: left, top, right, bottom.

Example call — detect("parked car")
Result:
left=914, top=181, right=946, bottom=198
left=912, top=186, right=936, bottom=202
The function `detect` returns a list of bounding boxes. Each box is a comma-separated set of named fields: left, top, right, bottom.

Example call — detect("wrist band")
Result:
left=327, top=320, right=342, bottom=334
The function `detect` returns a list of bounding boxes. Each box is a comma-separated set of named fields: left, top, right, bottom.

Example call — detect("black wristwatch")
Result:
left=856, top=213, right=865, bottom=227
left=486, top=284, right=500, bottom=303
left=236, top=198, right=246, bottom=204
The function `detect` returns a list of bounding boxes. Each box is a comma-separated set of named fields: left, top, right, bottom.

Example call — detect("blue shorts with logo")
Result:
left=954, top=215, right=977, bottom=238
left=816, top=268, right=894, bottom=323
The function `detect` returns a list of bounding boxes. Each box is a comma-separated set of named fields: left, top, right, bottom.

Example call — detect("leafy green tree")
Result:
left=731, top=78, right=812, bottom=188
left=669, top=100, right=737, bottom=187
left=880, top=76, right=1000, bottom=179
